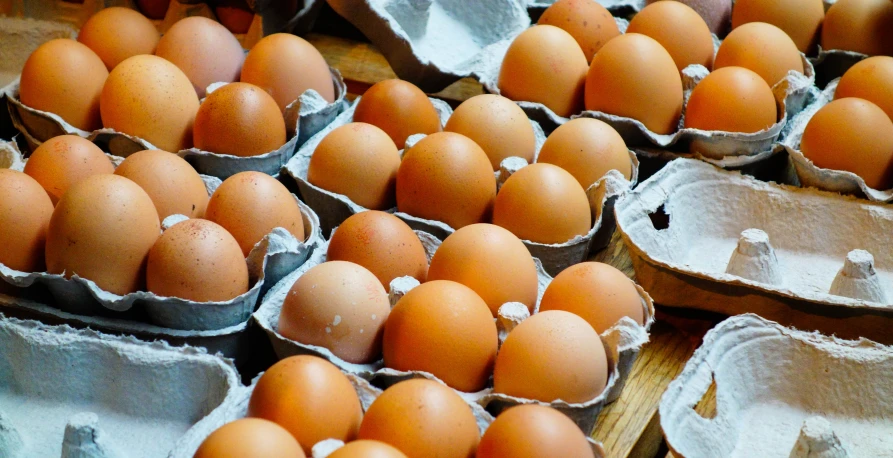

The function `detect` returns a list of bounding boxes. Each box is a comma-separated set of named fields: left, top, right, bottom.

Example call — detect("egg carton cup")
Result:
left=809, top=45, right=869, bottom=89
left=0, top=315, right=243, bottom=458
left=660, top=314, right=893, bottom=458
left=0, top=138, right=25, bottom=171
left=616, top=158, right=893, bottom=344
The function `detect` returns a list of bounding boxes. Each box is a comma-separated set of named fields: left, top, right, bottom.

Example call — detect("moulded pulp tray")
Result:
left=660, top=314, right=893, bottom=457
left=615, top=158, right=893, bottom=344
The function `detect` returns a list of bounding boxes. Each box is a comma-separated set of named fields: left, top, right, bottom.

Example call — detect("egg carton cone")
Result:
left=0, top=138, right=25, bottom=171
left=660, top=314, right=893, bottom=458
left=0, top=315, right=244, bottom=458
left=615, top=158, right=893, bottom=344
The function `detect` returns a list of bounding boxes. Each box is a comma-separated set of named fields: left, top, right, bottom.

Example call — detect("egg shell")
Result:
left=193, top=82, right=287, bottom=157
left=0, top=169, right=53, bottom=273
left=352, top=79, right=442, bottom=149
left=715, top=22, right=804, bottom=87
left=477, top=404, right=594, bottom=458
left=730, top=0, right=824, bottom=54
left=835, top=56, right=893, bottom=123
left=536, top=118, right=631, bottom=189
left=627, top=1, right=715, bottom=72
left=536, top=0, right=620, bottom=62
left=194, top=418, right=306, bottom=458
left=215, top=0, right=255, bottom=34
left=23, top=135, right=114, bottom=205
left=136, top=0, right=169, bottom=19
left=77, top=7, right=160, bottom=71
left=113, top=149, right=209, bottom=220
left=444, top=94, right=536, bottom=171
left=327, top=440, right=407, bottom=458
left=684, top=66, right=778, bottom=135
left=821, top=0, right=893, bottom=57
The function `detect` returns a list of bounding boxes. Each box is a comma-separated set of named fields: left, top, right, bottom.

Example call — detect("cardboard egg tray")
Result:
left=660, top=314, right=893, bottom=457
left=615, top=158, right=893, bottom=344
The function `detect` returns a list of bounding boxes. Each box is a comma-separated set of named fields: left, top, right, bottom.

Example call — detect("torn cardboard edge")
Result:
left=615, top=158, right=893, bottom=344
left=660, top=314, right=893, bottom=458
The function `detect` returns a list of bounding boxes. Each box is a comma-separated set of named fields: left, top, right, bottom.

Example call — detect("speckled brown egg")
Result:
left=194, top=418, right=306, bottom=458
left=443, top=94, right=536, bottom=170
left=684, top=66, right=778, bottom=134
left=477, top=405, right=594, bottom=458
left=114, top=150, right=209, bottom=220
left=536, top=118, right=630, bottom=190
left=19, top=39, right=108, bottom=131
left=627, top=1, right=715, bottom=71
left=23, top=135, right=114, bottom=205
left=836, top=57, right=893, bottom=122
left=0, top=170, right=54, bottom=272
left=155, top=16, right=245, bottom=97
left=731, top=0, right=825, bottom=53
left=193, top=82, right=286, bottom=157
left=327, top=440, right=407, bottom=458
left=647, top=0, right=733, bottom=35
left=821, top=0, right=893, bottom=56
left=77, top=7, right=160, bottom=70
left=537, top=0, right=620, bottom=62
left=353, top=79, right=442, bottom=149
left=714, top=22, right=804, bottom=87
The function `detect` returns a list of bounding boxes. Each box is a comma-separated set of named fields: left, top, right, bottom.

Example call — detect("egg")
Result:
left=536, top=118, right=630, bottom=189
left=113, top=150, right=208, bottom=220
left=647, top=0, right=733, bottom=35
left=0, top=170, right=53, bottom=272
left=215, top=0, right=255, bottom=34
left=307, top=123, right=400, bottom=209
left=279, top=261, right=390, bottom=364
left=327, top=440, right=407, bottom=458
left=155, top=16, right=244, bottom=97
left=241, top=33, right=335, bottom=112
left=352, top=79, right=442, bottom=149
left=23, top=135, right=114, bottom=205
left=193, top=82, right=286, bottom=157
left=248, top=355, right=363, bottom=454
left=77, top=7, right=160, bottom=70
left=443, top=94, right=536, bottom=170
left=498, top=25, right=588, bottom=118
left=683, top=66, right=777, bottom=134
left=493, top=310, right=609, bottom=403
left=627, top=1, right=714, bottom=71
left=801, top=98, right=893, bottom=190
left=205, top=171, right=305, bottom=257
left=195, top=418, right=305, bottom=458
left=383, top=280, right=497, bottom=392
left=835, top=56, right=893, bottom=122
left=493, top=163, right=590, bottom=245
left=100, top=55, right=200, bottom=152
left=536, top=0, right=620, bottom=62
left=326, top=211, right=428, bottom=288
left=585, top=33, right=683, bottom=135
left=731, top=0, right=824, bottom=53
left=477, top=405, right=594, bottom=458
left=396, top=132, right=495, bottom=229
left=358, top=379, right=480, bottom=458
left=821, top=0, right=893, bottom=56
left=714, top=22, right=804, bottom=87
left=19, top=39, right=108, bottom=131
left=45, top=174, right=160, bottom=295
left=427, top=224, right=538, bottom=315
left=136, top=0, right=169, bottom=19
left=539, top=262, right=644, bottom=334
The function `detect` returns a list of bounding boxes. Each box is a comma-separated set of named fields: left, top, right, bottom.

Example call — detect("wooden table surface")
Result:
left=306, top=32, right=722, bottom=457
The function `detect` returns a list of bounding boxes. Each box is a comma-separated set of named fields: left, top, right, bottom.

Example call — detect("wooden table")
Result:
left=307, top=32, right=721, bottom=457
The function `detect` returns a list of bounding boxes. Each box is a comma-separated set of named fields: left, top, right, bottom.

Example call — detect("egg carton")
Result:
left=661, top=314, right=893, bottom=457
left=0, top=315, right=245, bottom=458
left=616, top=158, right=893, bottom=344
left=253, top=230, right=654, bottom=435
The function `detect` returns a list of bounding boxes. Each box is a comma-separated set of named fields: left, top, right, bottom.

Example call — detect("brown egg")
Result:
left=627, top=1, right=715, bottom=71
left=684, top=66, right=777, bottom=134
left=821, top=0, right=893, bottom=56
left=358, top=379, right=480, bottom=458
left=23, top=135, right=114, bottom=205
left=113, top=150, right=208, bottom=220
left=45, top=174, right=160, bottom=295
left=195, top=418, right=306, bottom=458
left=0, top=170, right=53, bottom=272
left=731, top=0, right=824, bottom=53
left=498, top=25, right=588, bottom=118
left=205, top=171, right=305, bottom=256
left=248, top=355, right=363, bottom=454
left=136, top=0, right=169, bottom=19
left=193, top=82, right=286, bottom=157
left=493, top=163, right=590, bottom=245
left=19, top=39, right=108, bottom=131
left=278, top=261, right=391, bottom=364
left=307, top=123, right=400, bottom=209
left=647, top=0, right=733, bottom=35
left=396, top=132, right=495, bottom=229
left=326, top=211, right=428, bottom=288
left=353, top=80, right=442, bottom=149
left=241, top=33, right=335, bottom=112
left=836, top=56, right=893, bottom=122
left=100, top=55, right=200, bottom=152
left=714, top=22, right=804, bottom=87
left=155, top=16, right=244, bottom=97
left=539, top=262, right=644, bottom=334
left=494, top=310, right=609, bottom=403
left=383, top=280, right=497, bottom=392
left=146, top=219, right=248, bottom=302
left=477, top=405, right=594, bottom=458
left=536, top=118, right=630, bottom=190
left=215, top=0, right=254, bottom=34
left=537, top=0, right=620, bottom=62
left=328, top=440, right=407, bottom=458
left=77, top=7, right=160, bottom=70
left=443, top=94, right=536, bottom=170
left=427, top=224, right=538, bottom=316
left=585, top=33, right=683, bottom=135
left=801, top=98, right=893, bottom=189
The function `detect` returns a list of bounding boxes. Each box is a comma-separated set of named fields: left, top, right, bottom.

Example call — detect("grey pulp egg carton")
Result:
left=0, top=315, right=243, bottom=458
left=252, top=230, right=654, bottom=435
left=660, top=314, right=893, bottom=458
left=615, top=158, right=893, bottom=344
